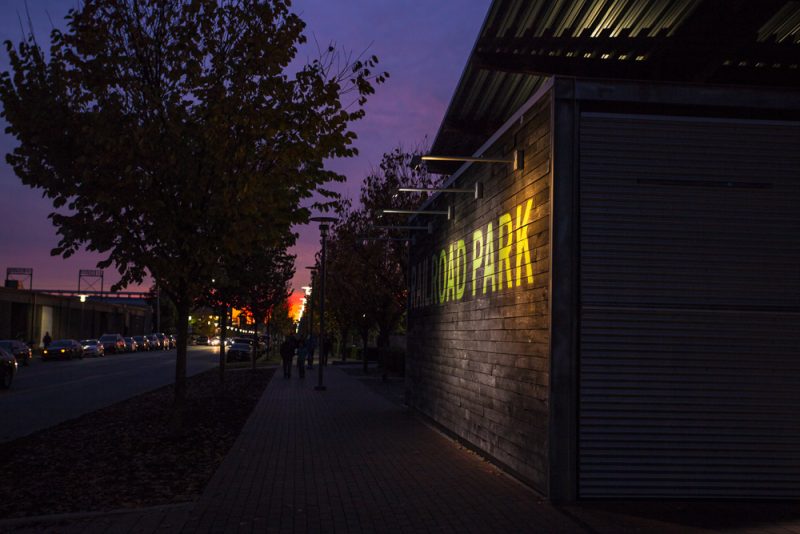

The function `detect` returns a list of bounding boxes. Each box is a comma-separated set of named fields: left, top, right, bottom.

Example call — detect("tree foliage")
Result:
left=323, top=146, right=439, bottom=354
left=0, top=0, right=386, bottom=407
left=227, top=241, right=295, bottom=369
left=268, top=299, right=295, bottom=339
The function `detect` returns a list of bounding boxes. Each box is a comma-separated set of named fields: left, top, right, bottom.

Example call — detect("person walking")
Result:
left=296, top=337, right=307, bottom=379
left=279, top=336, right=295, bottom=379
left=322, top=334, right=333, bottom=366
left=307, top=334, right=316, bottom=369
left=42, top=332, right=52, bottom=348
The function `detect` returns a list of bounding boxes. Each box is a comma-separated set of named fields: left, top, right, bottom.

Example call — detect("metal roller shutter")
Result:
left=578, top=112, right=800, bottom=498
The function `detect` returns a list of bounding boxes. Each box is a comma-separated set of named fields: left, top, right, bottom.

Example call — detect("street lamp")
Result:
left=303, top=266, right=316, bottom=337
left=304, top=266, right=318, bottom=369
left=309, top=216, right=336, bottom=391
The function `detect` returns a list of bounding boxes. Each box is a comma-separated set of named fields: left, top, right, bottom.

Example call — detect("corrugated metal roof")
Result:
left=759, top=2, right=800, bottom=43
left=430, top=0, right=800, bottom=171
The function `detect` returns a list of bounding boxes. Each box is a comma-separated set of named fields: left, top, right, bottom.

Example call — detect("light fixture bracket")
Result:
left=421, top=149, right=524, bottom=171
left=375, top=223, right=433, bottom=235
left=380, top=206, right=452, bottom=220
left=398, top=182, right=483, bottom=200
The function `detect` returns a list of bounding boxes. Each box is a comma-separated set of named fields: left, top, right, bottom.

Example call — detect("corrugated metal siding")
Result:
left=578, top=113, right=800, bottom=498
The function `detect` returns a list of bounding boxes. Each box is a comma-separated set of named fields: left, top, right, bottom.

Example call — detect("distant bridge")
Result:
left=34, top=289, right=152, bottom=300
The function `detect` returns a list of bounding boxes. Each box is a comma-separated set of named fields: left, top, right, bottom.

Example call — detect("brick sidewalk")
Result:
left=180, top=365, right=583, bottom=533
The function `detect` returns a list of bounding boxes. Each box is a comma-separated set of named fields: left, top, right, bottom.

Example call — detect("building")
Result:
left=407, top=0, right=800, bottom=501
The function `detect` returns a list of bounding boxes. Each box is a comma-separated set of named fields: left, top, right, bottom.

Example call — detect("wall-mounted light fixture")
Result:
left=398, top=182, right=484, bottom=200
left=423, top=150, right=523, bottom=170
left=412, top=149, right=523, bottom=172
left=380, top=206, right=452, bottom=220
left=375, top=223, right=433, bottom=234
left=358, top=236, right=412, bottom=242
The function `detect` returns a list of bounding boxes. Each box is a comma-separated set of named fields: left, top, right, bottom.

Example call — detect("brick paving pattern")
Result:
left=181, top=366, right=581, bottom=533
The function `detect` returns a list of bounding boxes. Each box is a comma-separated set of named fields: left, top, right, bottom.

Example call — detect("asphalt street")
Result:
left=0, top=346, right=219, bottom=442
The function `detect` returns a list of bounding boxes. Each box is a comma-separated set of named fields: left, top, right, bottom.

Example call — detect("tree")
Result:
left=1, top=0, right=386, bottom=415
left=269, top=299, right=295, bottom=341
left=324, top=147, right=439, bottom=371
left=226, top=243, right=295, bottom=370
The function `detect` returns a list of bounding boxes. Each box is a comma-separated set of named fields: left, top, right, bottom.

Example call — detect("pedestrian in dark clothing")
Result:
left=42, top=332, right=52, bottom=348
left=322, top=334, right=333, bottom=366
left=307, top=334, right=316, bottom=369
left=280, top=337, right=295, bottom=379
left=296, top=338, right=307, bottom=378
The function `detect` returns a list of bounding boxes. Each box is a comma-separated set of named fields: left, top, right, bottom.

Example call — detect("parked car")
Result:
left=232, top=337, right=266, bottom=355
left=98, top=333, right=126, bottom=354
left=226, top=342, right=251, bottom=362
left=147, top=334, right=162, bottom=350
left=155, top=333, right=171, bottom=350
left=123, top=337, right=138, bottom=352
left=0, top=340, right=32, bottom=366
left=132, top=335, right=150, bottom=351
left=42, top=339, right=83, bottom=360
left=196, top=335, right=209, bottom=346
left=0, top=345, right=17, bottom=389
left=80, top=339, right=105, bottom=357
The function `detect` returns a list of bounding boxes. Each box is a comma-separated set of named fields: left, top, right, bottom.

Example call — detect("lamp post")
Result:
left=303, top=266, right=316, bottom=338
left=304, top=266, right=317, bottom=369
left=309, top=216, right=336, bottom=391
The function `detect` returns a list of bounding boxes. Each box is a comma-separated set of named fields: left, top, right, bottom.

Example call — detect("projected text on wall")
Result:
left=410, top=197, right=535, bottom=309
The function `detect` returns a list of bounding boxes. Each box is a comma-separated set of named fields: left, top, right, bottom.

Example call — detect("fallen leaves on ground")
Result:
left=0, top=368, right=274, bottom=519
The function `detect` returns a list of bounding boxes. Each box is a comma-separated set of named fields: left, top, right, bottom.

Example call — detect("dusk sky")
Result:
left=0, top=0, right=488, bottom=294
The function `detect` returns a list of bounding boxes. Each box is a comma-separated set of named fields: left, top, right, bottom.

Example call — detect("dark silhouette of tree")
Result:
left=0, top=0, right=386, bottom=419
left=269, top=299, right=295, bottom=340
left=324, top=147, right=439, bottom=371
left=227, top=243, right=295, bottom=371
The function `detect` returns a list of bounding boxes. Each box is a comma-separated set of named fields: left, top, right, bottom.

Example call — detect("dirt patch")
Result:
left=0, top=367, right=274, bottom=519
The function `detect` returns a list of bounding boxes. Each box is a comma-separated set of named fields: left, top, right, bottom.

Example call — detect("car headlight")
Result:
left=60, top=349, right=65, bottom=353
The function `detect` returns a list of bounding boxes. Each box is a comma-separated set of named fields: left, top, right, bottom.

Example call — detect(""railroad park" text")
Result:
left=410, top=197, right=535, bottom=309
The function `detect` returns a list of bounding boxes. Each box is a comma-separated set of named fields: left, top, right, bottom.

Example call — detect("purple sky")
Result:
left=0, top=0, right=488, bottom=292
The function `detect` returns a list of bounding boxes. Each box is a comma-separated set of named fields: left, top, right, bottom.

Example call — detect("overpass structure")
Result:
left=0, top=287, right=153, bottom=347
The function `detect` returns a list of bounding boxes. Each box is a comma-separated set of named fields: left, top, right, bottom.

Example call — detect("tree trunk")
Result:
left=219, top=305, right=227, bottom=385
left=362, top=328, right=369, bottom=375
left=267, top=315, right=274, bottom=359
left=377, top=324, right=390, bottom=382
left=339, top=325, right=349, bottom=362
left=251, top=305, right=259, bottom=372
left=173, top=296, right=189, bottom=433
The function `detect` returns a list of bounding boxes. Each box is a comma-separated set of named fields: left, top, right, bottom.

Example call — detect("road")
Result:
left=0, top=346, right=219, bottom=442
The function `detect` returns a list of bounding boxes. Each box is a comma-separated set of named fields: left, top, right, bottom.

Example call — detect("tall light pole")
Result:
left=309, top=216, right=336, bottom=391
left=304, top=266, right=318, bottom=369
left=303, top=266, right=316, bottom=339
